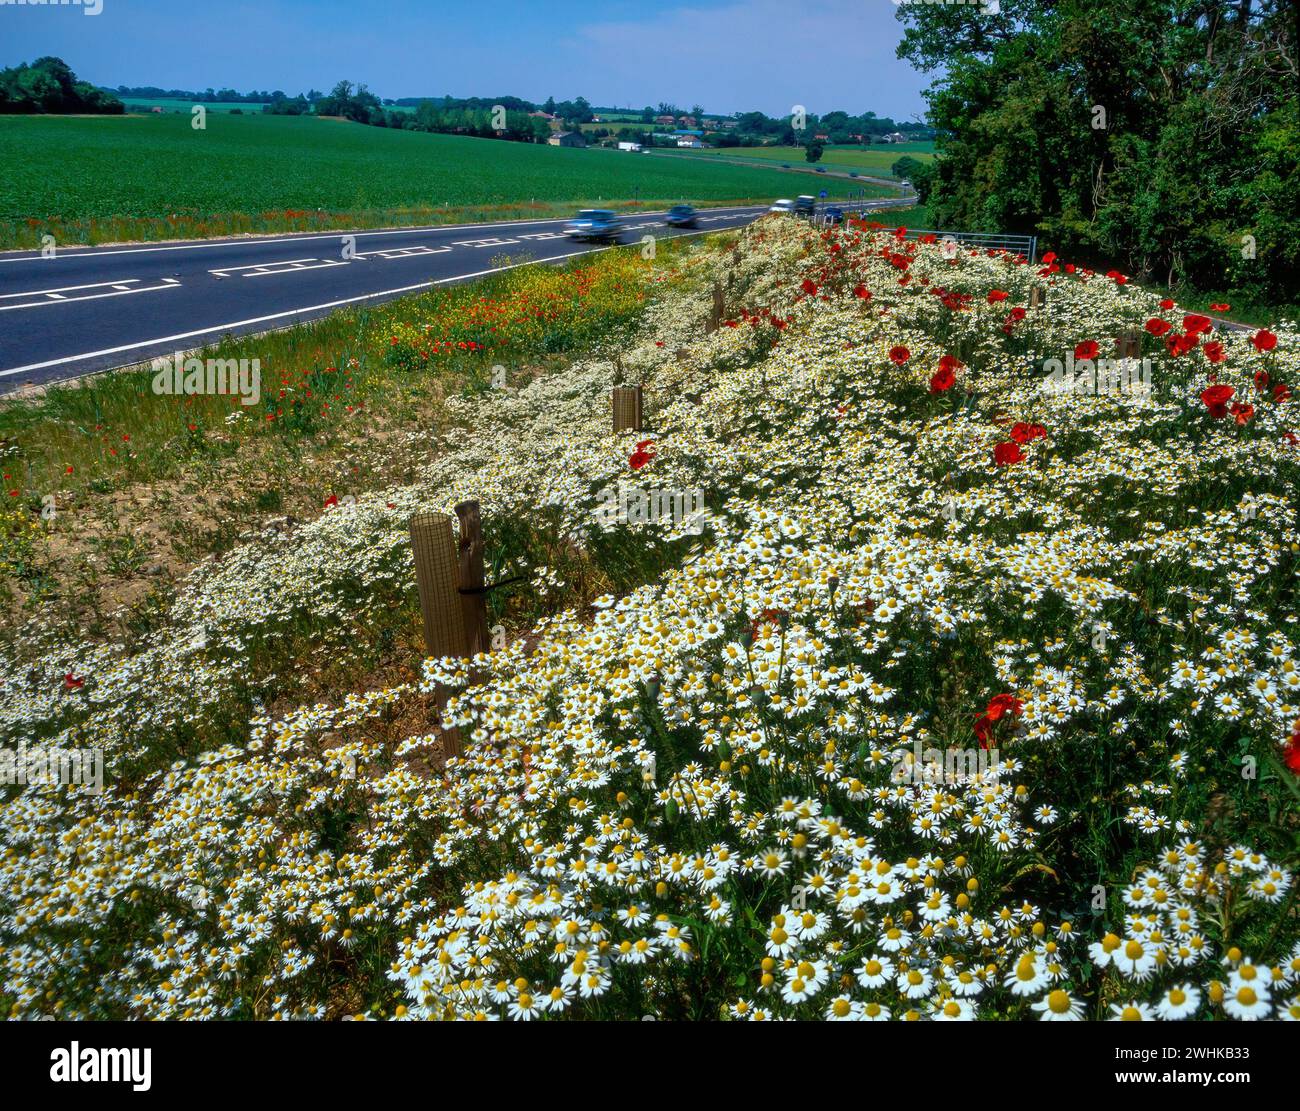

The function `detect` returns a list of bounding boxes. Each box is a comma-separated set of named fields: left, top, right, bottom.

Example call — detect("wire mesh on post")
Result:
left=613, top=386, right=643, bottom=433
left=409, top=512, right=465, bottom=756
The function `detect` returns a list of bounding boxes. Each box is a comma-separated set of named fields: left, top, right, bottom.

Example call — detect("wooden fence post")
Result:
left=1116, top=330, right=1142, bottom=359
left=455, top=500, right=489, bottom=660
left=613, top=386, right=643, bottom=433
left=409, top=512, right=465, bottom=757
left=1029, top=287, right=1046, bottom=311
left=707, top=280, right=725, bottom=332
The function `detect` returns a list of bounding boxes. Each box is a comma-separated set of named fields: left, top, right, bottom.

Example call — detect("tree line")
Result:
left=894, top=0, right=1297, bottom=305
left=0, top=58, right=122, bottom=114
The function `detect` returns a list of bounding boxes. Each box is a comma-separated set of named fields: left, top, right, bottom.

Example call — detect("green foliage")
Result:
left=896, top=0, right=1298, bottom=305
left=0, top=57, right=123, bottom=116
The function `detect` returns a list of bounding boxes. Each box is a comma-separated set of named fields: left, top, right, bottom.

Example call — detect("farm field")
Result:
left=0, top=113, right=893, bottom=248
left=659, top=140, right=937, bottom=178
left=2, top=214, right=1298, bottom=1022
left=118, top=97, right=270, bottom=113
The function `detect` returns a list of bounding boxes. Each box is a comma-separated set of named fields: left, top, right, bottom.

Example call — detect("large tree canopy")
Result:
left=896, top=0, right=1298, bottom=303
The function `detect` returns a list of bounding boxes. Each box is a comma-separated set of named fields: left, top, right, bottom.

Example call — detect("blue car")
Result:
left=564, top=209, right=623, bottom=242
left=824, top=206, right=845, bottom=224
left=665, top=204, right=698, bottom=228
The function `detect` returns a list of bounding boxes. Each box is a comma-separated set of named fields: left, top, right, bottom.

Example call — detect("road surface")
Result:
left=0, top=199, right=912, bottom=394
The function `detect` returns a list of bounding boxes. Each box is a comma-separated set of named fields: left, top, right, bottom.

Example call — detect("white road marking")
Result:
left=209, top=258, right=349, bottom=278
left=354, top=244, right=453, bottom=260
left=0, top=278, right=181, bottom=312
left=452, top=237, right=520, bottom=248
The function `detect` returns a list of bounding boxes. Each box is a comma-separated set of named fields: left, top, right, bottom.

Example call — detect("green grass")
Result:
left=118, top=97, right=270, bottom=113
left=657, top=140, right=936, bottom=179
left=0, top=113, right=894, bottom=248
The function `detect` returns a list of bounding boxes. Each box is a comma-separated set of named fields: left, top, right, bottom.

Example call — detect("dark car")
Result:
left=824, top=205, right=845, bottom=224
left=793, top=195, right=816, bottom=218
left=781, top=162, right=791, bottom=169
left=815, top=166, right=827, bottom=174
left=564, top=209, right=623, bottom=242
left=848, top=171, right=859, bottom=178
left=665, top=204, right=698, bottom=228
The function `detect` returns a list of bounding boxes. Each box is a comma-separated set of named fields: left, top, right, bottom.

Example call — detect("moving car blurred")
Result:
left=665, top=204, right=698, bottom=227
left=793, top=195, right=816, bottom=218
left=769, top=198, right=795, bottom=214
left=564, top=209, right=623, bottom=242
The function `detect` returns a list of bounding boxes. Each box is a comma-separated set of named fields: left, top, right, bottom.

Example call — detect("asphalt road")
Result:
left=0, top=198, right=913, bottom=395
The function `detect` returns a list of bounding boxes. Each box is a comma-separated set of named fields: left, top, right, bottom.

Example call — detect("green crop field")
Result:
left=119, top=97, right=270, bottom=113
left=657, top=140, right=936, bottom=178
left=0, top=112, right=896, bottom=247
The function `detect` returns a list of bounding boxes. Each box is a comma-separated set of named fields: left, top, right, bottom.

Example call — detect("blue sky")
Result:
left=1, top=0, right=930, bottom=120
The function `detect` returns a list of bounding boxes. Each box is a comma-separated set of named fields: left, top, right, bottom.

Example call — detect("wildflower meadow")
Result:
left=2, top=214, right=1297, bottom=1026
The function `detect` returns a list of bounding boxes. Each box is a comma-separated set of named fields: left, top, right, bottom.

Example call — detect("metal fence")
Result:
left=894, top=228, right=1039, bottom=263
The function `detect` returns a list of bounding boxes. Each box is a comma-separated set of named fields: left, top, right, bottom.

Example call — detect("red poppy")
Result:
left=629, top=439, right=656, bottom=470
left=929, top=367, right=956, bottom=393
left=1254, top=370, right=1270, bottom=393
left=1074, top=340, right=1099, bottom=360
left=993, top=441, right=1025, bottom=466
left=973, top=693, right=1024, bottom=748
left=1041, top=251, right=1056, bottom=265
left=1203, top=341, right=1226, bottom=363
left=853, top=284, right=871, bottom=299
left=938, top=354, right=964, bottom=373
left=1183, top=314, right=1213, bottom=335
left=1010, top=422, right=1047, bottom=444
left=1275, top=383, right=1292, bottom=403
left=1145, top=318, right=1172, bottom=337
left=1231, top=402, right=1255, bottom=425
left=1106, top=270, right=1128, bottom=285
left=987, top=290, right=1009, bottom=303
left=64, top=673, right=84, bottom=691
left=323, top=494, right=339, bottom=508
left=1252, top=330, right=1278, bottom=353
left=1286, top=738, right=1300, bottom=775
left=1201, top=383, right=1235, bottom=418
left=889, top=345, right=911, bottom=365
left=800, top=278, right=818, bottom=297
left=1209, top=303, right=1231, bottom=312
left=1007, top=307, right=1026, bottom=323
left=1159, top=298, right=1175, bottom=310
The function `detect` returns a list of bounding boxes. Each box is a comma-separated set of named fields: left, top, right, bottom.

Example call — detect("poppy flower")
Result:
left=929, top=367, right=956, bottom=393
left=629, top=440, right=656, bottom=470
left=1252, top=330, right=1278, bottom=353
left=1231, top=402, right=1254, bottom=425
left=1010, top=422, right=1047, bottom=444
left=1274, top=383, right=1291, bottom=403
left=889, top=346, right=911, bottom=365
left=1183, top=314, right=1213, bottom=335
left=1160, top=298, right=1176, bottom=310
left=1209, top=303, right=1231, bottom=312
left=993, top=441, right=1025, bottom=466
left=1255, top=371, right=1270, bottom=393
left=800, top=278, right=818, bottom=297
left=853, top=284, right=870, bottom=299
left=1145, top=318, right=1172, bottom=337
left=938, top=354, right=964, bottom=373
left=1286, top=737, right=1300, bottom=775
left=64, top=673, right=84, bottom=691
left=1202, top=341, right=1226, bottom=363
left=1041, top=251, right=1056, bottom=265
left=1201, top=383, right=1235, bottom=418
left=1106, top=270, right=1128, bottom=285
left=987, top=290, right=1009, bottom=303
left=1074, top=340, right=1099, bottom=360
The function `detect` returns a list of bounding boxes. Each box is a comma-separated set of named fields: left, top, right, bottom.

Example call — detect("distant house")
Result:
left=528, top=110, right=555, bottom=120
left=882, top=132, right=909, bottom=143
left=676, top=137, right=703, bottom=149
left=150, top=106, right=165, bottom=113
left=617, top=141, right=642, bottom=152
left=654, top=114, right=676, bottom=125
left=814, top=133, right=829, bottom=141
left=717, top=119, right=738, bottom=129
left=679, top=116, right=698, bottom=128
left=548, top=131, right=587, bottom=148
